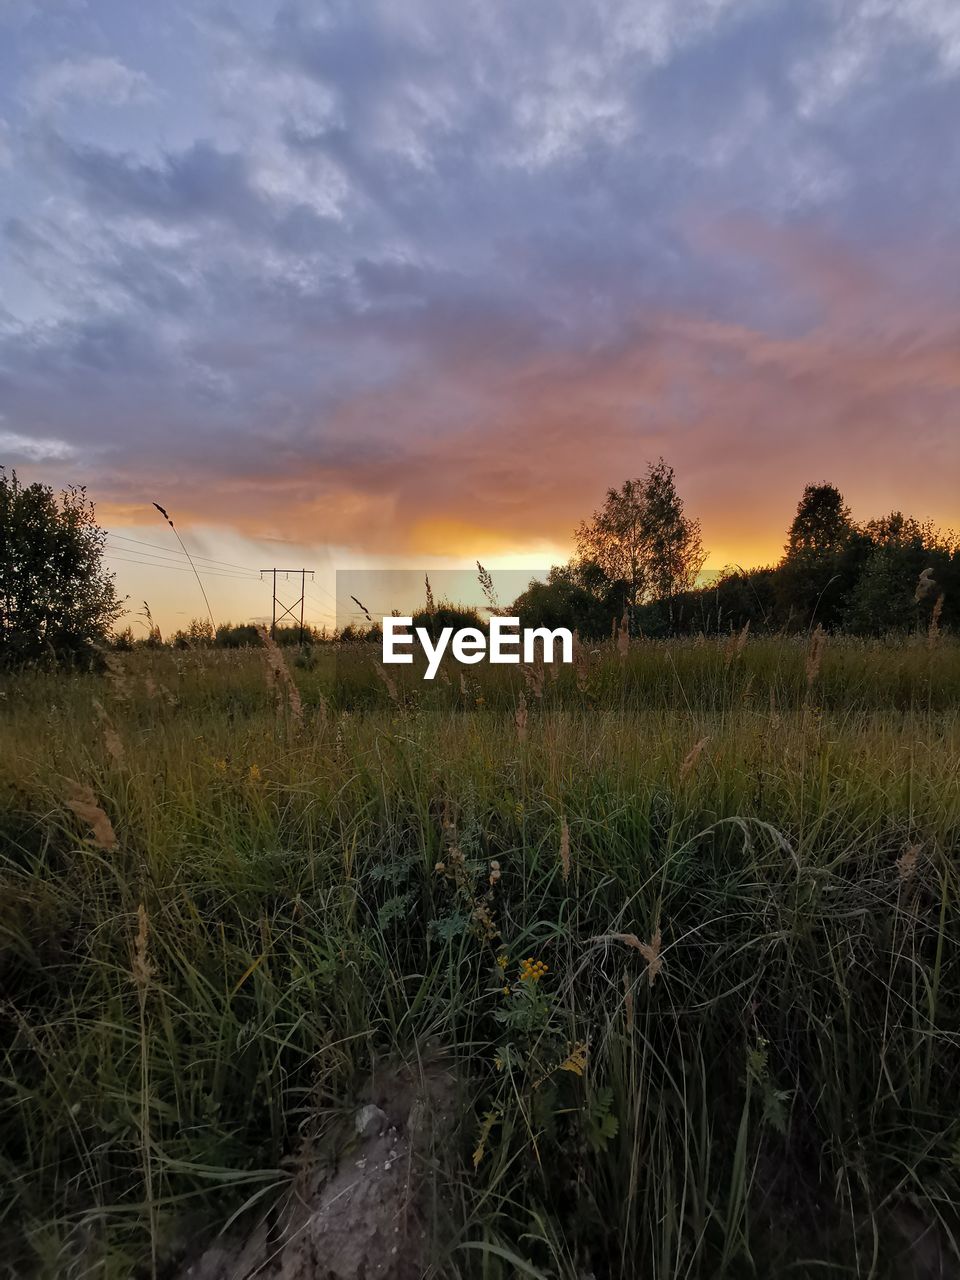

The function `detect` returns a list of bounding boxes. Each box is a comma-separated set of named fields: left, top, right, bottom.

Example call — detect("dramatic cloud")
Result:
left=0, top=0, right=958, bottom=574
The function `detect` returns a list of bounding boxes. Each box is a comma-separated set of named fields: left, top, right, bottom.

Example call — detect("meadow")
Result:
left=1, top=634, right=959, bottom=1279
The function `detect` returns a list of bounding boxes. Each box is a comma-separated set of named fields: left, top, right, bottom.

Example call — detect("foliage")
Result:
left=575, top=476, right=649, bottom=608
left=412, top=600, right=486, bottom=636
left=512, top=567, right=617, bottom=641
left=545, top=470, right=958, bottom=638
left=0, top=468, right=122, bottom=668
left=574, top=459, right=705, bottom=626
left=636, top=458, right=707, bottom=605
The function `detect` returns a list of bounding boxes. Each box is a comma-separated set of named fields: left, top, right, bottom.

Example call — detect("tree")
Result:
left=776, top=483, right=860, bottom=628
left=172, top=618, right=216, bottom=649
left=413, top=601, right=485, bottom=637
left=0, top=468, right=122, bottom=667
left=844, top=512, right=959, bottom=634
left=635, top=565, right=779, bottom=636
left=574, top=460, right=706, bottom=627
left=785, top=483, right=852, bottom=557
left=575, top=477, right=648, bottom=610
left=637, top=459, right=707, bottom=610
left=512, top=568, right=616, bottom=641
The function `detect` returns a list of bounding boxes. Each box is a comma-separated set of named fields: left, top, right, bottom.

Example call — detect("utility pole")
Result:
left=260, top=569, right=315, bottom=644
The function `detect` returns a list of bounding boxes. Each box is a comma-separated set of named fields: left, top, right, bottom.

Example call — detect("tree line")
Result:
left=1, top=462, right=956, bottom=669
left=515, top=471, right=958, bottom=639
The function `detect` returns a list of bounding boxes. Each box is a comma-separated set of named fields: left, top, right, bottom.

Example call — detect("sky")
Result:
left=2, top=0, right=959, bottom=633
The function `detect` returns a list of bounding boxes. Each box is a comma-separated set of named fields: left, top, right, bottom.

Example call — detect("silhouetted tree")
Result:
left=574, top=460, right=706, bottom=628
left=513, top=567, right=616, bottom=640
left=785, top=483, right=852, bottom=556
left=575, top=477, right=648, bottom=613
left=412, top=601, right=485, bottom=636
left=844, top=513, right=958, bottom=634
left=636, top=566, right=778, bottom=636
left=638, top=459, right=707, bottom=616
left=0, top=468, right=122, bottom=667
left=776, top=483, right=861, bottom=628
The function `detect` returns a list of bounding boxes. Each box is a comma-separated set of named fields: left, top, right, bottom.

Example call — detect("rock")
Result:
left=354, top=1103, right=387, bottom=1138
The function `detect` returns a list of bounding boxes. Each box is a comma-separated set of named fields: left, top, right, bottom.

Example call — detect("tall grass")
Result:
left=1, top=636, right=958, bottom=1278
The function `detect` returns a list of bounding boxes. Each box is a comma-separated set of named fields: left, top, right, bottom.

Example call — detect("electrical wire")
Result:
left=106, top=531, right=261, bottom=574
left=105, top=540, right=261, bottom=579
left=104, top=552, right=266, bottom=583
left=307, top=579, right=340, bottom=604
left=306, top=588, right=349, bottom=617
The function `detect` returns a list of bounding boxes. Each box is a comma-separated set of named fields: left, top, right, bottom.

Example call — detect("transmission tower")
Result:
left=260, top=568, right=315, bottom=644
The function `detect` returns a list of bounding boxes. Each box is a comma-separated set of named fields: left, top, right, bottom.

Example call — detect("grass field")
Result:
left=2, top=635, right=959, bottom=1278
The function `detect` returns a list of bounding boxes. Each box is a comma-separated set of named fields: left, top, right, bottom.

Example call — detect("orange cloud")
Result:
left=96, top=224, right=960, bottom=568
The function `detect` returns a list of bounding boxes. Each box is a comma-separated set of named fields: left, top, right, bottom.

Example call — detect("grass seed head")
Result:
left=805, top=625, right=827, bottom=686
left=897, top=844, right=921, bottom=882
left=680, top=736, right=710, bottom=781
left=131, top=902, right=154, bottom=990
left=914, top=567, right=937, bottom=603
left=515, top=692, right=528, bottom=741
left=65, top=783, right=118, bottom=851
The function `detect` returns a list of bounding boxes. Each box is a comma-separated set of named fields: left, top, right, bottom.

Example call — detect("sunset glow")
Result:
left=2, top=2, right=959, bottom=634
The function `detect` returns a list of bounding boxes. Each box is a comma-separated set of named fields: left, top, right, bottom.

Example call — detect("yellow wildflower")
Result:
left=519, top=956, right=548, bottom=983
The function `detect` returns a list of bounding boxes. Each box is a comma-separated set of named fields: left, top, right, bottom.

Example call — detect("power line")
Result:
left=305, top=580, right=340, bottom=606
left=105, top=540, right=260, bottom=579
left=106, top=530, right=260, bottom=573
left=104, top=552, right=263, bottom=583
left=306, top=590, right=341, bottom=616
left=301, top=598, right=337, bottom=620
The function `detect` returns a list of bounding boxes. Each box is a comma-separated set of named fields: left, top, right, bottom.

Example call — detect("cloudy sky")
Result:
left=2, top=0, right=959, bottom=630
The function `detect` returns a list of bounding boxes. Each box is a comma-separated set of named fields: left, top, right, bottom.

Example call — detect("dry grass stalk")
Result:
left=617, top=609, right=630, bottom=658
left=375, top=660, right=398, bottom=701
left=623, top=970, right=634, bottom=1032
left=680, top=736, right=710, bottom=781
left=559, top=816, right=571, bottom=882
left=104, top=652, right=132, bottom=702
left=256, top=626, right=303, bottom=724
left=723, top=622, right=750, bottom=667
left=573, top=631, right=590, bottom=694
left=131, top=902, right=155, bottom=989
left=928, top=593, right=944, bottom=650
left=522, top=659, right=545, bottom=699
left=805, top=625, right=827, bottom=686
left=515, top=692, right=528, bottom=742
left=595, top=928, right=663, bottom=987
left=897, top=844, right=921, bottom=882
left=66, top=783, right=117, bottom=851
left=93, top=699, right=125, bottom=766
